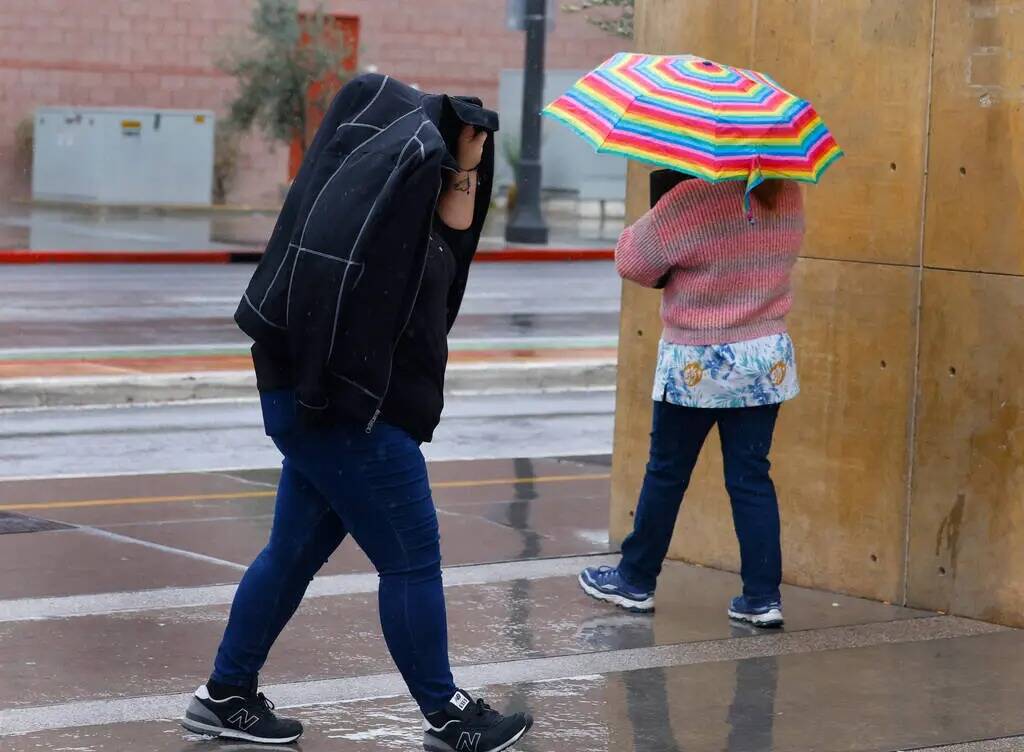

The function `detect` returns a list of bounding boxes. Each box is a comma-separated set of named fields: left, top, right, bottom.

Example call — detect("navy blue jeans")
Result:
left=619, top=400, right=782, bottom=606
left=212, top=390, right=456, bottom=714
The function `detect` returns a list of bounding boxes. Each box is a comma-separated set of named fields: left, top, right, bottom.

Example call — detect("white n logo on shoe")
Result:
left=226, top=708, right=260, bottom=730
left=456, top=731, right=482, bottom=751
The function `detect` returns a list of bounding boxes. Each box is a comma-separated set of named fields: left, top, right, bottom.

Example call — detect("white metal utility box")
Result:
left=32, top=107, right=215, bottom=206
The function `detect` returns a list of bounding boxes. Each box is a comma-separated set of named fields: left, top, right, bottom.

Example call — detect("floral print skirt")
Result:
left=653, top=333, right=800, bottom=409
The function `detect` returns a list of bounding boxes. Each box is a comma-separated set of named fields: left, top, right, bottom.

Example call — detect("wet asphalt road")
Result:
left=0, top=262, right=620, bottom=478
left=0, top=262, right=620, bottom=351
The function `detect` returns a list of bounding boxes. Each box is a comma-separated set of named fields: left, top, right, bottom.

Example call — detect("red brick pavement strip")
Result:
left=0, top=349, right=618, bottom=380
left=0, top=250, right=239, bottom=264
left=0, top=247, right=615, bottom=264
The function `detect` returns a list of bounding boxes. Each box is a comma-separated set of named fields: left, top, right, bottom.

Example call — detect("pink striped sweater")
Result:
left=616, top=179, right=805, bottom=345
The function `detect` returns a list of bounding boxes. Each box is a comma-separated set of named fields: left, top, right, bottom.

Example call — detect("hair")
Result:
left=752, top=179, right=784, bottom=210
left=652, top=170, right=787, bottom=212
left=650, top=169, right=696, bottom=208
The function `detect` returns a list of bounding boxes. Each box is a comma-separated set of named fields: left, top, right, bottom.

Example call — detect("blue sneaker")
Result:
left=728, top=595, right=784, bottom=628
left=578, top=566, right=655, bottom=613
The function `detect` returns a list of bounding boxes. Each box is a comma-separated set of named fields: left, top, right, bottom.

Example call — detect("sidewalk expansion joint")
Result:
left=0, top=615, right=1005, bottom=736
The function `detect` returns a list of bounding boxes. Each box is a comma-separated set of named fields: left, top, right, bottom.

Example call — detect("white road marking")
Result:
left=77, top=527, right=248, bottom=572
left=0, top=554, right=616, bottom=622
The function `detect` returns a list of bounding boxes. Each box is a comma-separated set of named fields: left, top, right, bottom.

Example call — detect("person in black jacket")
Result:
left=181, top=75, right=533, bottom=752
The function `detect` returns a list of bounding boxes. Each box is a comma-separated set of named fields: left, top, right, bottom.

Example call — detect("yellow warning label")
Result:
left=194, top=114, right=206, bottom=124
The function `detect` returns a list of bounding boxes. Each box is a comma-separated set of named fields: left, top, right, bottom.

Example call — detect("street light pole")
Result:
left=506, top=0, right=549, bottom=244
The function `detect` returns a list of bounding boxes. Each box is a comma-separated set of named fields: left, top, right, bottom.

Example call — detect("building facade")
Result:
left=0, top=0, right=623, bottom=205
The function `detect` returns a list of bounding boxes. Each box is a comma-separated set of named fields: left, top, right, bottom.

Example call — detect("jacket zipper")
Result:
left=365, top=180, right=444, bottom=433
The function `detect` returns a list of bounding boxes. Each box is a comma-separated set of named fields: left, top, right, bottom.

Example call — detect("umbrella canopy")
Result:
left=543, top=53, right=843, bottom=208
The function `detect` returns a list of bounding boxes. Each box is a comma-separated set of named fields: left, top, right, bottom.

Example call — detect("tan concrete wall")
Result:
left=613, top=0, right=1024, bottom=624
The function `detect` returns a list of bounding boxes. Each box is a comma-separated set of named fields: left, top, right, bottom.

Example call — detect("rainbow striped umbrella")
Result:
left=544, top=53, right=843, bottom=210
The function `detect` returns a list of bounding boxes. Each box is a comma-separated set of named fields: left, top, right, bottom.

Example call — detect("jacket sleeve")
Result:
left=615, top=209, right=671, bottom=288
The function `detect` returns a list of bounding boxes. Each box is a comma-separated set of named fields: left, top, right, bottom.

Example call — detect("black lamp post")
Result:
left=505, top=0, right=549, bottom=244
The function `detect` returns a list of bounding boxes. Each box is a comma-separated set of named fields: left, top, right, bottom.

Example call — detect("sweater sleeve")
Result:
left=614, top=209, right=671, bottom=288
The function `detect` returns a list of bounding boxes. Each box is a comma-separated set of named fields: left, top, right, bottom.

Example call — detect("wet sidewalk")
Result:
left=0, top=203, right=621, bottom=263
left=0, top=458, right=1022, bottom=751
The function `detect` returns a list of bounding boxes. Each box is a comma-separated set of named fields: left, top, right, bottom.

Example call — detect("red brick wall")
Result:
left=0, top=0, right=623, bottom=206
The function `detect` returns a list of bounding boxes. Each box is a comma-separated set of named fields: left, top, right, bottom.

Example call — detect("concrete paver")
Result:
left=0, top=563, right=928, bottom=709
left=3, top=625, right=1021, bottom=750
left=1, top=459, right=1021, bottom=751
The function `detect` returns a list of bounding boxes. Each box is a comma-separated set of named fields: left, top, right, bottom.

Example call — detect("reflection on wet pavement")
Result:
left=9, top=629, right=1024, bottom=752
left=0, top=559, right=934, bottom=709
left=1, top=458, right=1022, bottom=752
left=0, top=263, right=620, bottom=350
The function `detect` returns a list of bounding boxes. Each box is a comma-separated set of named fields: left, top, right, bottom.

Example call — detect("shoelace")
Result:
left=256, top=692, right=275, bottom=712
left=472, top=698, right=496, bottom=719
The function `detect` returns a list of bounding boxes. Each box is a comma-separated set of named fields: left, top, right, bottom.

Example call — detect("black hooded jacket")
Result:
left=235, top=73, right=499, bottom=441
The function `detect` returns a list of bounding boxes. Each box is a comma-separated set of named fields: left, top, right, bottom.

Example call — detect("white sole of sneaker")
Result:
left=727, top=608, right=784, bottom=628
left=578, top=574, right=655, bottom=613
left=181, top=717, right=302, bottom=744
left=424, top=718, right=532, bottom=752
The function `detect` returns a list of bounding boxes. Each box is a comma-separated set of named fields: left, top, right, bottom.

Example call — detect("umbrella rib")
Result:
left=542, top=53, right=843, bottom=192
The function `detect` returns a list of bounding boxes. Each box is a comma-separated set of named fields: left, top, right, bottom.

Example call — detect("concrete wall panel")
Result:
left=907, top=270, right=1024, bottom=626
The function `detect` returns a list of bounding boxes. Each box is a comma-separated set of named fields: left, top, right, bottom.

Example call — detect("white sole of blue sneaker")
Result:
left=424, top=718, right=532, bottom=752
left=181, top=717, right=302, bottom=744
left=727, top=607, right=784, bottom=628
left=578, top=574, right=655, bottom=613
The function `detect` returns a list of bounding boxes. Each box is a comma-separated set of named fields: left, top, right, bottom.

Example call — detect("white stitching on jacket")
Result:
left=291, top=244, right=364, bottom=265
left=296, top=106, right=423, bottom=257
left=242, top=292, right=287, bottom=330
left=286, top=107, right=426, bottom=329
left=325, top=124, right=428, bottom=362
left=257, top=243, right=292, bottom=312
left=258, top=77, right=391, bottom=318
left=346, top=75, right=390, bottom=127
left=335, top=373, right=382, bottom=400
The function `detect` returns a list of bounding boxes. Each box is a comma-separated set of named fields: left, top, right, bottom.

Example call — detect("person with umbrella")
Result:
left=545, top=54, right=842, bottom=626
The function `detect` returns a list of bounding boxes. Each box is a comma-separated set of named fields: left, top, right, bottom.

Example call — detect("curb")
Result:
left=11, top=197, right=282, bottom=214
left=0, top=250, right=261, bottom=264
left=0, top=248, right=614, bottom=265
left=476, top=248, right=614, bottom=263
left=0, top=359, right=617, bottom=410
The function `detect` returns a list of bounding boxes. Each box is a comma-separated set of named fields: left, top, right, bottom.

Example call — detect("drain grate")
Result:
left=0, top=512, right=75, bottom=535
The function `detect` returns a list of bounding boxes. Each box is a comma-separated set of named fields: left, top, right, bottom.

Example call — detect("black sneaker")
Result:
left=182, top=684, right=303, bottom=744
left=423, top=689, right=533, bottom=752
